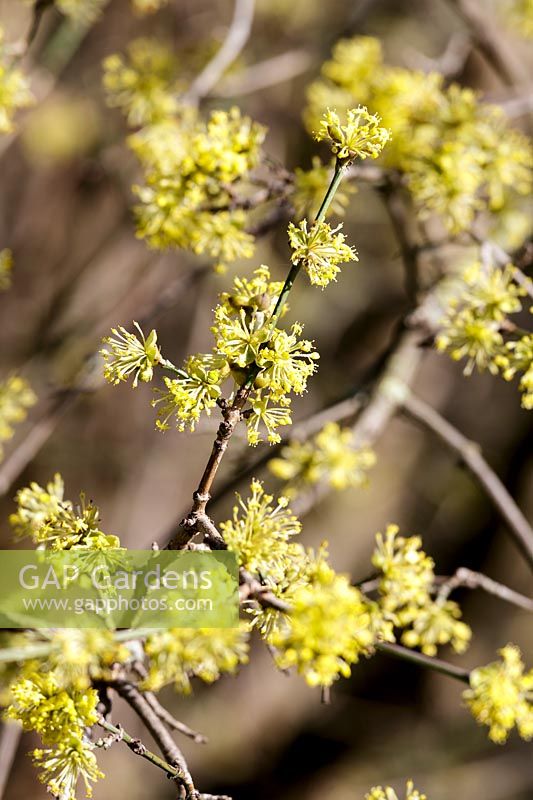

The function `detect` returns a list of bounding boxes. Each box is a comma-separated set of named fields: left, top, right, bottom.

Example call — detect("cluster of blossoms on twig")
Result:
left=464, top=644, right=533, bottom=743
left=372, top=525, right=472, bottom=656
left=268, top=420, right=376, bottom=496
left=436, top=259, right=533, bottom=408
left=305, top=36, right=532, bottom=234
left=9, top=473, right=121, bottom=550
left=0, top=375, right=36, bottom=462
left=103, top=40, right=271, bottom=272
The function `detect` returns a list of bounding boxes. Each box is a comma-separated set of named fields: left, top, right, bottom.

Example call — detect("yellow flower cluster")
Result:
left=463, top=644, right=533, bottom=743
left=10, top=473, right=121, bottom=550
left=288, top=219, right=358, bottom=287
left=269, top=551, right=377, bottom=688
left=306, top=37, right=532, bottom=233
left=133, top=106, right=265, bottom=271
left=372, top=525, right=471, bottom=656
left=0, top=27, right=33, bottom=134
left=0, top=248, right=12, bottom=290
left=103, top=38, right=179, bottom=126
left=268, top=420, right=376, bottom=496
left=223, top=482, right=392, bottom=687
left=0, top=375, right=36, bottom=461
left=293, top=157, right=356, bottom=220
left=6, top=671, right=102, bottom=799
left=220, top=479, right=301, bottom=581
left=365, top=782, right=427, bottom=800
left=314, top=106, right=390, bottom=163
left=142, top=625, right=250, bottom=692
left=101, top=322, right=162, bottom=387
left=43, top=630, right=130, bottom=690
left=436, top=260, right=533, bottom=408
left=149, top=265, right=319, bottom=444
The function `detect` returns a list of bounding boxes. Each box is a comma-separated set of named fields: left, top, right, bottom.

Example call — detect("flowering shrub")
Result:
left=0, top=3, right=532, bottom=799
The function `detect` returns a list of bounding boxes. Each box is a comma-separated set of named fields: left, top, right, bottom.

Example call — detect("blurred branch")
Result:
left=446, top=0, right=529, bottom=86
left=25, top=0, right=53, bottom=51
left=401, top=391, right=533, bottom=571
left=185, top=0, right=256, bottom=103
left=291, top=326, right=424, bottom=517
left=436, top=568, right=533, bottom=611
left=213, top=48, right=313, bottom=97
left=0, top=723, right=21, bottom=800
left=375, top=642, right=471, bottom=683
left=405, top=31, right=472, bottom=78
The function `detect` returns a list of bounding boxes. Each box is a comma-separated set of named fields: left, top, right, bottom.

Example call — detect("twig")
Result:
left=169, top=160, right=348, bottom=548
left=185, top=0, right=256, bottom=103
left=109, top=680, right=196, bottom=797
left=375, top=642, right=471, bottom=683
left=402, top=391, right=533, bottom=571
left=131, top=664, right=208, bottom=744
left=96, top=717, right=182, bottom=779
left=436, top=567, right=533, bottom=611
left=0, top=723, right=22, bottom=800
left=379, top=181, right=421, bottom=305
left=213, top=49, right=312, bottom=97
left=146, top=695, right=208, bottom=744
left=239, top=572, right=471, bottom=684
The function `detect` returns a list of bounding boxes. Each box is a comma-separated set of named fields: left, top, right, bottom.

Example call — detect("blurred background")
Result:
left=0, top=0, right=532, bottom=798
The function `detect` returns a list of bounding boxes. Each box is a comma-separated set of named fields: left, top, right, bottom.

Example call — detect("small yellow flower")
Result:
left=464, top=644, right=533, bottom=743
left=314, top=106, right=390, bottom=162
left=101, top=321, right=162, bottom=387
left=288, top=219, right=358, bottom=287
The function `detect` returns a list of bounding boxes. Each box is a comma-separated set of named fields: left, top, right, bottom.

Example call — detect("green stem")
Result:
left=376, top=642, right=471, bottom=684
left=268, top=159, right=346, bottom=332
left=96, top=717, right=179, bottom=779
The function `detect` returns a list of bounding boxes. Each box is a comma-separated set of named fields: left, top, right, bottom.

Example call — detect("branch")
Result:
left=185, top=0, right=256, bottom=103
left=109, top=680, right=196, bottom=797
left=436, top=567, right=533, bottom=611
left=214, top=49, right=312, bottom=97
left=239, top=573, right=471, bottom=683
left=401, top=391, right=533, bottom=571
left=375, top=642, right=471, bottom=683
left=96, top=717, right=180, bottom=780
left=169, top=160, right=348, bottom=548
left=0, top=723, right=22, bottom=800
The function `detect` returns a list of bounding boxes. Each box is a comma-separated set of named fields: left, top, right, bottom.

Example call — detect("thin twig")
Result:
left=214, top=49, right=312, bottom=97
left=109, top=680, right=196, bottom=797
left=375, top=642, right=471, bottom=683
left=185, top=0, right=256, bottom=103
left=169, top=160, right=348, bottom=548
left=0, top=723, right=22, bottom=800
left=96, top=717, right=180, bottom=779
left=402, top=391, right=533, bottom=571
left=436, top=567, right=533, bottom=611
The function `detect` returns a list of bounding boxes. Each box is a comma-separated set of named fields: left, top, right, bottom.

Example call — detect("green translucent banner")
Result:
left=0, top=550, right=238, bottom=629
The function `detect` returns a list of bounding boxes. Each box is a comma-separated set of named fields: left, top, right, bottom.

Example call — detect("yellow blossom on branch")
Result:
left=288, top=219, right=358, bottom=287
